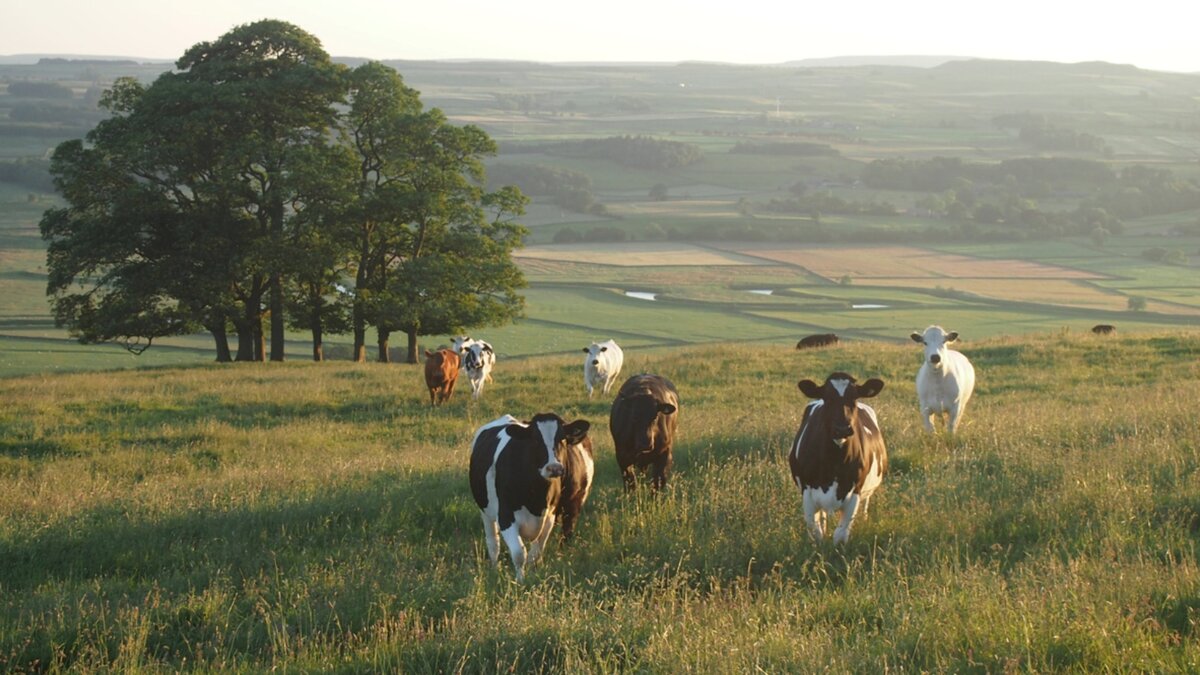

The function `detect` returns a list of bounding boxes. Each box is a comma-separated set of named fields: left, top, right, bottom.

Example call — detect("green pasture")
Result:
left=2, top=334, right=1199, bottom=670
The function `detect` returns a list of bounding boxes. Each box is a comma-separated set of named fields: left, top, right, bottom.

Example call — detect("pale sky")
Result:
left=3, top=0, right=1197, bottom=73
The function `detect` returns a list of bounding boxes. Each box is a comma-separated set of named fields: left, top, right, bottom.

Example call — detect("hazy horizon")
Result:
left=3, top=1, right=1198, bottom=74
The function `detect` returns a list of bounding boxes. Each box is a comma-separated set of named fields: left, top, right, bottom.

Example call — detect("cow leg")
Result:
left=947, top=405, right=963, bottom=434
left=920, top=406, right=936, bottom=432
left=558, top=501, right=580, bottom=541
left=832, top=494, right=862, bottom=545
left=651, top=454, right=672, bottom=491
left=527, top=514, right=557, bottom=567
left=445, top=377, right=456, bottom=402
left=586, top=382, right=595, bottom=399
left=619, top=460, right=637, bottom=491
left=480, top=513, right=501, bottom=566
left=801, top=490, right=825, bottom=540
left=499, top=525, right=527, bottom=582
left=472, top=376, right=484, bottom=400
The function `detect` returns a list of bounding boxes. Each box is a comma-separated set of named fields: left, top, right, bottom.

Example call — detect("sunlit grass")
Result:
left=0, top=333, right=1198, bottom=670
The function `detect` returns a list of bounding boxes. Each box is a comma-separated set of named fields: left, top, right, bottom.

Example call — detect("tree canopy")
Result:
left=40, top=20, right=527, bottom=363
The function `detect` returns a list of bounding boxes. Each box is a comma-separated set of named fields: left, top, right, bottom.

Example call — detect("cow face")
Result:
left=798, top=372, right=884, bottom=447
left=583, top=342, right=608, bottom=366
left=623, top=394, right=677, bottom=452
left=511, top=413, right=591, bottom=480
left=911, top=325, right=959, bottom=370
left=462, top=341, right=492, bottom=371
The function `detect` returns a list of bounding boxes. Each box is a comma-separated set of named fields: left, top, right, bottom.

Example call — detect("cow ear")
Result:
left=798, top=380, right=823, bottom=399
left=946, top=332, right=959, bottom=343
left=424, top=350, right=434, bottom=357
left=600, top=346, right=607, bottom=352
left=910, top=332, right=924, bottom=344
left=483, top=344, right=493, bottom=353
left=581, top=347, right=590, bottom=353
left=658, top=402, right=677, bottom=415
left=562, top=420, right=590, bottom=445
left=857, top=379, right=885, bottom=398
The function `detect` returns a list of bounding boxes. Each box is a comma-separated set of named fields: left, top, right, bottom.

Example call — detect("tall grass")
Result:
left=0, top=332, right=1198, bottom=671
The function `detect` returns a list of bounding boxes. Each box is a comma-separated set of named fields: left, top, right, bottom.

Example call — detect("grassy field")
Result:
left=1, top=333, right=1199, bottom=671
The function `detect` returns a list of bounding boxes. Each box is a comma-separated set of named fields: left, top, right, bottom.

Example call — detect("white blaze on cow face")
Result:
left=536, top=418, right=566, bottom=479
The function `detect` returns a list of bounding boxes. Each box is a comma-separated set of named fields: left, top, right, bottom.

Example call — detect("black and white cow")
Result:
left=452, top=336, right=496, bottom=400
left=789, top=372, right=887, bottom=544
left=468, top=413, right=593, bottom=582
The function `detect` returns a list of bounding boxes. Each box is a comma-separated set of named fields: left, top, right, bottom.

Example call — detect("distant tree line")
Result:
left=6, top=81, right=74, bottom=99
left=993, top=112, right=1110, bottom=154
left=40, top=21, right=528, bottom=364
left=0, top=158, right=53, bottom=192
left=729, top=141, right=839, bottom=157
left=506, top=135, right=703, bottom=170
left=487, top=163, right=607, bottom=214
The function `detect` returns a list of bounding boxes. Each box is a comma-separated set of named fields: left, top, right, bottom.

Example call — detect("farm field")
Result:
left=1, top=334, right=1198, bottom=670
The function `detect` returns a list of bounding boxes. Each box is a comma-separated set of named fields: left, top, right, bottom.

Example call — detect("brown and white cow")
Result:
left=610, top=374, right=679, bottom=491
left=469, top=413, right=593, bottom=582
left=423, top=349, right=460, bottom=407
left=796, top=333, right=839, bottom=350
left=789, top=372, right=887, bottom=544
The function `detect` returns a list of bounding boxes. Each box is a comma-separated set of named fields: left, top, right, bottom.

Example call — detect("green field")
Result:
left=2, top=334, right=1199, bottom=670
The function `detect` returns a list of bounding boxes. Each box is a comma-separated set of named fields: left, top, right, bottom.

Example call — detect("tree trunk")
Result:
left=269, top=272, right=285, bottom=361
left=210, top=322, right=232, bottom=363
left=311, top=316, right=324, bottom=362
left=406, top=327, right=420, bottom=364
left=377, top=327, right=390, bottom=363
left=352, top=302, right=367, bottom=362
left=253, top=317, right=265, bottom=362
left=233, top=316, right=254, bottom=361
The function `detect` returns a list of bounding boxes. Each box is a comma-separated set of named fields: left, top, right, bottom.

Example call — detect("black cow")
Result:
left=468, top=413, right=592, bottom=582
left=1092, top=324, right=1116, bottom=335
left=796, top=333, right=839, bottom=350
left=610, top=374, right=679, bottom=491
left=789, top=372, right=887, bottom=544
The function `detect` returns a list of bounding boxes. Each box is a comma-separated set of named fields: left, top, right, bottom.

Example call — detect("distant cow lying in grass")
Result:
left=468, top=413, right=593, bottom=582
left=790, top=372, right=887, bottom=544
left=1092, top=324, right=1116, bottom=335
left=797, top=333, right=839, bottom=349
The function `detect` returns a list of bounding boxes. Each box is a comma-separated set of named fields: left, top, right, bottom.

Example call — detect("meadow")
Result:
left=1, top=332, right=1199, bottom=671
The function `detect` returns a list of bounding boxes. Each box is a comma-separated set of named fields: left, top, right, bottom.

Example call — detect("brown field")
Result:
left=854, top=277, right=1200, bottom=315
left=716, top=244, right=1106, bottom=281
left=514, top=242, right=767, bottom=266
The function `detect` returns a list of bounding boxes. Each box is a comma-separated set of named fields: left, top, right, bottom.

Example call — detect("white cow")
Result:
left=911, top=325, right=976, bottom=433
left=582, top=340, right=624, bottom=399
left=452, top=336, right=496, bottom=400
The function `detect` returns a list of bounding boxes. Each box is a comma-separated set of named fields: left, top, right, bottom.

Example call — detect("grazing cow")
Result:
left=468, top=413, right=593, bottom=582
left=911, top=325, right=976, bottom=434
left=796, top=333, right=840, bottom=350
left=423, top=349, right=460, bottom=407
left=790, top=372, right=887, bottom=544
left=1092, top=324, right=1116, bottom=335
left=452, top=336, right=496, bottom=400
left=610, top=374, right=679, bottom=491
left=583, top=340, right=624, bottom=399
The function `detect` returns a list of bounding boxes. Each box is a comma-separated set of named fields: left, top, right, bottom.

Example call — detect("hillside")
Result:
left=1, top=333, right=1198, bottom=670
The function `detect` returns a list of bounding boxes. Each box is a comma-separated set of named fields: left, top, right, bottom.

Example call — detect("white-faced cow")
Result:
left=452, top=336, right=496, bottom=400
left=610, top=374, right=679, bottom=491
left=789, top=372, right=887, bottom=544
left=583, top=339, right=624, bottom=399
left=468, top=413, right=593, bottom=582
left=911, top=325, right=976, bottom=434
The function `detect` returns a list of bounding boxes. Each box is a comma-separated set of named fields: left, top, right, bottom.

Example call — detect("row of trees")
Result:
left=39, top=20, right=528, bottom=364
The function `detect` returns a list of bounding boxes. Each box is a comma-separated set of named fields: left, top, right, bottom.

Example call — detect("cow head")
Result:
left=620, top=393, right=677, bottom=453
left=512, top=412, right=591, bottom=480
left=583, top=342, right=609, bottom=367
left=798, top=372, right=884, bottom=447
left=911, top=325, right=959, bottom=370
left=462, top=341, right=492, bottom=371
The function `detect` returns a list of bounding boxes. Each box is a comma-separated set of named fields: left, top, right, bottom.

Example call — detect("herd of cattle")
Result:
left=444, top=323, right=1115, bottom=580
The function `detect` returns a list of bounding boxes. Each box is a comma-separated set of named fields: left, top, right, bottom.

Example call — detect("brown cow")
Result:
left=610, top=374, right=679, bottom=491
left=424, top=349, right=461, bottom=407
left=796, top=333, right=839, bottom=350
left=1092, top=324, right=1116, bottom=335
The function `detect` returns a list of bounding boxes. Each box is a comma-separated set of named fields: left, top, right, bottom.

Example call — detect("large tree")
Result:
left=40, top=20, right=346, bottom=361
